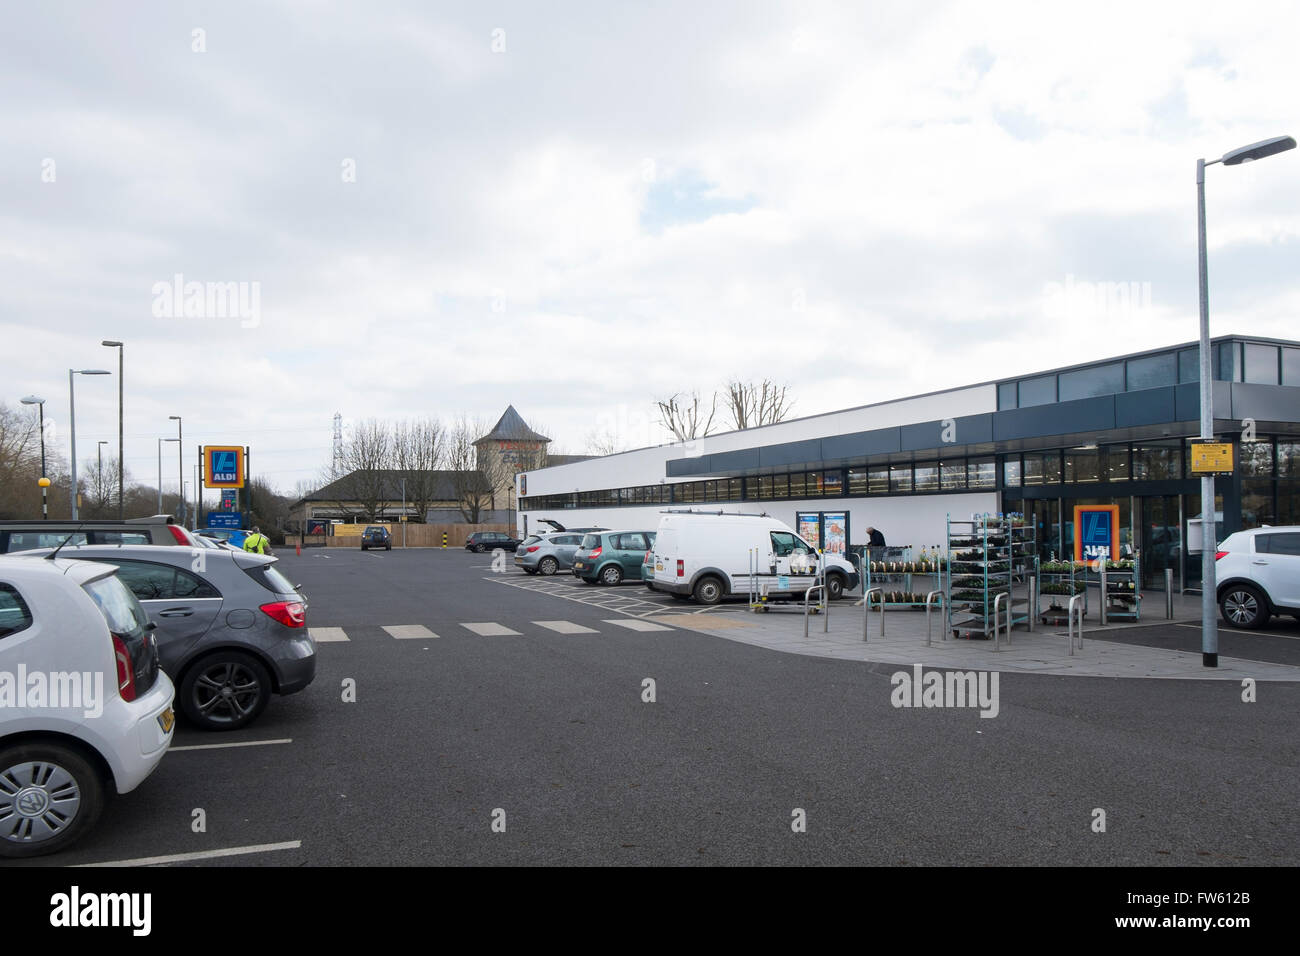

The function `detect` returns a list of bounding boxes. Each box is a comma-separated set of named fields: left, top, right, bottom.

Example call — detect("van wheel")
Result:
left=693, top=576, right=724, bottom=605
left=0, top=742, right=104, bottom=859
left=600, top=565, right=623, bottom=586
left=826, top=574, right=846, bottom=601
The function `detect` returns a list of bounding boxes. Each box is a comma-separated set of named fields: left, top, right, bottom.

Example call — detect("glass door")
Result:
left=1139, top=496, right=1180, bottom=590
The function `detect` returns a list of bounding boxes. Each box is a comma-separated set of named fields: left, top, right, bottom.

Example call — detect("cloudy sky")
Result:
left=3, top=0, right=1297, bottom=500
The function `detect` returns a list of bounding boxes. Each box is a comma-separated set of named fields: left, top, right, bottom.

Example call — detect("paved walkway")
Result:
left=652, top=595, right=1300, bottom=681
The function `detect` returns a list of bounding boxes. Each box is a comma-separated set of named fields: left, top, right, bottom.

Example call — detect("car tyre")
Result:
left=693, top=576, right=724, bottom=605
left=539, top=556, right=559, bottom=575
left=826, top=573, right=846, bottom=601
left=1220, top=584, right=1269, bottom=630
left=600, top=565, right=623, bottom=586
left=472, top=544, right=483, bottom=553
left=180, top=652, right=272, bottom=731
left=0, top=741, right=104, bottom=859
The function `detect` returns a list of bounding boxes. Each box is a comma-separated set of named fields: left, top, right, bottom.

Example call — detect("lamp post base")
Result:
left=1203, top=652, right=1218, bottom=668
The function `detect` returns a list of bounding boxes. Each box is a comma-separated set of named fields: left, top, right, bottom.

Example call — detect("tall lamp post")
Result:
left=19, top=396, right=47, bottom=519
left=101, top=341, right=124, bottom=518
left=1196, top=134, right=1295, bottom=668
left=69, top=369, right=111, bottom=519
left=157, top=437, right=180, bottom=514
left=169, top=415, right=184, bottom=525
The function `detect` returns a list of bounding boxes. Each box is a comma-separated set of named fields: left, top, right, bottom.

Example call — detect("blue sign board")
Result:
left=207, top=513, right=242, bottom=529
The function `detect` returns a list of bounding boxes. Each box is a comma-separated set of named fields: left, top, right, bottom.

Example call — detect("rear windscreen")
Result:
left=83, top=575, right=158, bottom=694
left=242, top=562, right=298, bottom=596
left=522, top=536, right=542, bottom=546
left=580, top=534, right=600, bottom=549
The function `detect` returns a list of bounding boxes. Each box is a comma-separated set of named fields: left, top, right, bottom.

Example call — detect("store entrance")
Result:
left=1138, top=495, right=1181, bottom=591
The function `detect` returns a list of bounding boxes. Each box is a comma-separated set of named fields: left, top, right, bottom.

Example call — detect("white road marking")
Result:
left=1175, top=623, right=1300, bottom=640
left=383, top=624, right=438, bottom=639
left=603, top=619, right=673, bottom=632
left=310, top=627, right=350, bottom=642
left=533, top=620, right=599, bottom=634
left=170, top=738, right=292, bottom=752
left=75, top=841, right=302, bottom=868
left=462, top=622, right=521, bottom=636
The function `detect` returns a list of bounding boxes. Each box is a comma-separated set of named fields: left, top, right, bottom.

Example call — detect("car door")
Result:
left=105, top=560, right=224, bottom=674
left=1256, top=532, right=1300, bottom=608
left=556, top=534, right=584, bottom=567
left=617, top=533, right=647, bottom=576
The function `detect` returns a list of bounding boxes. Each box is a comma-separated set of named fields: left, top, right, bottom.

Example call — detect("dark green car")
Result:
left=572, top=530, right=657, bottom=585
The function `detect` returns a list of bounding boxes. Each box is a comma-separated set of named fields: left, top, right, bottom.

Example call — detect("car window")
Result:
left=563, top=535, right=583, bottom=546
left=581, top=534, right=600, bottom=549
left=1259, top=532, right=1300, bottom=556
left=619, top=533, right=647, bottom=551
left=172, top=567, right=220, bottom=599
left=242, top=562, right=297, bottom=596
left=522, top=536, right=542, bottom=546
left=91, top=531, right=151, bottom=546
left=108, top=561, right=181, bottom=601
left=0, top=583, right=34, bottom=639
left=4, top=531, right=88, bottom=553
left=83, top=574, right=149, bottom=639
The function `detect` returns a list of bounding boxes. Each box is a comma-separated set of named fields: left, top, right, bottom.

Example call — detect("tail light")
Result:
left=526, top=545, right=540, bottom=553
left=1215, top=550, right=1228, bottom=561
left=676, top=560, right=684, bottom=577
left=588, top=547, right=602, bottom=559
left=112, top=634, right=136, bottom=702
left=644, top=550, right=651, bottom=564
left=167, top=525, right=194, bottom=545
left=260, top=601, right=306, bottom=628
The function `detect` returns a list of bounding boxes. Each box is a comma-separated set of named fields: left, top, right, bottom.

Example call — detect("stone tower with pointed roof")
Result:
left=473, top=406, right=550, bottom=513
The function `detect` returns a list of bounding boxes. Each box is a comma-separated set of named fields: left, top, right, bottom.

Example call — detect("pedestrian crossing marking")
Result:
left=603, top=619, right=673, bottom=632
left=533, top=620, right=599, bottom=634
left=461, top=622, right=522, bottom=636
left=310, top=627, right=350, bottom=643
left=383, top=625, right=438, bottom=640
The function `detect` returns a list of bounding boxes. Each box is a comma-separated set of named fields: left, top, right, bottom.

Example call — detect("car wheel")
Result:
left=539, top=557, right=558, bottom=576
left=180, top=652, right=272, bottom=731
left=825, top=573, right=847, bottom=601
left=600, top=565, right=624, bottom=586
left=693, top=576, right=724, bottom=605
left=472, top=544, right=483, bottom=553
left=360, top=544, right=367, bottom=551
left=386, top=544, right=392, bottom=551
left=0, top=742, right=104, bottom=859
left=1220, top=585, right=1269, bottom=629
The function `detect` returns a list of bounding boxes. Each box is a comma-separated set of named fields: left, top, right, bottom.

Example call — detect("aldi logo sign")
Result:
left=1073, top=504, right=1120, bottom=563
left=204, top=445, right=245, bottom=489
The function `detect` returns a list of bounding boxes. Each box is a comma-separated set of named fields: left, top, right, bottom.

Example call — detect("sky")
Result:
left=2, top=0, right=1297, bottom=503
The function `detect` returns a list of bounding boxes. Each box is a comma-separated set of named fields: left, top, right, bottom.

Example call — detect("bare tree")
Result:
left=332, top=418, right=394, bottom=521
left=447, top=416, right=493, bottom=523
left=583, top=427, right=623, bottom=456
left=656, top=390, right=718, bottom=442
left=85, top=455, right=125, bottom=517
left=723, top=379, right=794, bottom=430
left=0, top=403, right=42, bottom=518
left=392, top=417, right=447, bottom=522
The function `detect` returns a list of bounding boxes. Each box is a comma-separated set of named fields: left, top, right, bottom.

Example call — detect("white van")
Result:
left=648, top=511, right=860, bottom=605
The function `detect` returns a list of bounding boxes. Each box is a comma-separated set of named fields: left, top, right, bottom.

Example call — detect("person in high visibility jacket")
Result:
left=243, top=526, right=272, bottom=555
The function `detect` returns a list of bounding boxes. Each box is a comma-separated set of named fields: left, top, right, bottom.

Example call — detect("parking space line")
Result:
left=462, top=622, right=522, bottom=636
left=1174, top=623, right=1300, bottom=640
left=603, top=619, right=674, bottom=632
left=533, top=620, right=600, bottom=634
left=170, top=738, right=293, bottom=752
left=383, top=624, right=438, bottom=639
left=75, top=840, right=303, bottom=867
left=310, top=626, right=350, bottom=642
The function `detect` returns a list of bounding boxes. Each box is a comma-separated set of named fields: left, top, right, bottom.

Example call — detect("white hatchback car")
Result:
left=1215, top=527, right=1300, bottom=629
left=0, top=556, right=175, bottom=858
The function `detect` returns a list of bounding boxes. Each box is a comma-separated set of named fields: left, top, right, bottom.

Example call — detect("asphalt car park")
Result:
left=7, top=546, right=1297, bottom=867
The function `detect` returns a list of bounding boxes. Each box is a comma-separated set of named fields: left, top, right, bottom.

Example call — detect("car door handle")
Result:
left=1251, top=560, right=1268, bottom=565
left=158, top=608, right=194, bottom=617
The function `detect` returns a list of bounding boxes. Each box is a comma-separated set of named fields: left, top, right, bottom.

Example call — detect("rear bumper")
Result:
left=270, top=632, right=317, bottom=695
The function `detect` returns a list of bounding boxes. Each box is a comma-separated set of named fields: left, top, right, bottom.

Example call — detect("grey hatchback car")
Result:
left=25, top=544, right=315, bottom=731
left=514, top=532, right=587, bottom=575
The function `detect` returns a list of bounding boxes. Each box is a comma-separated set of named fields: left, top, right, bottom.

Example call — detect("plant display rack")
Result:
left=1097, top=556, right=1140, bottom=622
left=1038, top=558, right=1088, bottom=625
left=944, top=513, right=1036, bottom=640
left=863, top=545, right=948, bottom=609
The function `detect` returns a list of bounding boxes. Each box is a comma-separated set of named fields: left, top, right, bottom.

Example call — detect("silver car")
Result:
left=514, top=532, right=586, bottom=575
left=25, top=544, right=316, bottom=731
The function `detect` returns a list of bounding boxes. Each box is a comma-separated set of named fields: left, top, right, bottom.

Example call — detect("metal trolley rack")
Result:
left=863, top=547, right=947, bottom=610
left=1038, top=559, right=1088, bottom=625
left=944, top=513, right=1037, bottom=641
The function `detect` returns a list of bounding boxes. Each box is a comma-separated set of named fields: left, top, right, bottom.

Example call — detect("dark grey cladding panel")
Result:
left=664, top=455, right=714, bottom=477
left=1176, top=381, right=1236, bottom=422
left=820, top=429, right=901, bottom=459
left=1116, top=387, right=1176, bottom=427
left=900, top=414, right=992, bottom=451
left=759, top=438, right=823, bottom=468
left=707, top=447, right=762, bottom=472
left=993, top=395, right=1114, bottom=441
left=1231, top=383, right=1300, bottom=423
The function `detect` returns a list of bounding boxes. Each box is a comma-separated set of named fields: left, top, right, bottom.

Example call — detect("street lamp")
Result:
left=1196, top=134, right=1295, bottom=668
left=157, top=438, right=180, bottom=514
left=69, top=369, right=111, bottom=519
left=169, top=415, right=184, bottom=525
left=19, top=396, right=47, bottom=519
left=101, top=341, right=124, bottom=518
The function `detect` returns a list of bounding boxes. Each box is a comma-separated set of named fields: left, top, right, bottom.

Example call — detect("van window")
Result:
left=771, top=532, right=811, bottom=557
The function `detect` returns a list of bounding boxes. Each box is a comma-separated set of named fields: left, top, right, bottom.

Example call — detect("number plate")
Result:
left=573, top=561, right=584, bottom=569
left=157, top=708, right=175, bottom=734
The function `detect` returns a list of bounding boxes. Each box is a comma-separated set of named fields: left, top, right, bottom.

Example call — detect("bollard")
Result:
left=925, top=590, right=943, bottom=646
left=1068, top=593, right=1085, bottom=656
left=863, top=587, right=882, bottom=643
left=1165, top=568, right=1174, bottom=619
left=442, top=531, right=447, bottom=549
left=1099, top=559, right=1108, bottom=627
left=1027, top=575, right=1036, bottom=632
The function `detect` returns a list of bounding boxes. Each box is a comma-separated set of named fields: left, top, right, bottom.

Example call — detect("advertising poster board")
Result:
left=822, top=512, right=848, bottom=554
left=796, top=512, right=822, bottom=549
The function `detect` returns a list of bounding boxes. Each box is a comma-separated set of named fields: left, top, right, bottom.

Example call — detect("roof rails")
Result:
left=659, top=509, right=770, bottom=517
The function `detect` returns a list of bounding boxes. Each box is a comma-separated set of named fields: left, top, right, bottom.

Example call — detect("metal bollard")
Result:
left=1165, top=568, right=1174, bottom=619
left=863, top=587, right=881, bottom=643
left=803, top=584, right=824, bottom=639
left=1067, top=593, right=1085, bottom=655
left=993, top=592, right=1007, bottom=651
left=1099, top=559, right=1108, bottom=627
left=1027, top=576, right=1036, bottom=632
left=925, top=590, right=943, bottom=646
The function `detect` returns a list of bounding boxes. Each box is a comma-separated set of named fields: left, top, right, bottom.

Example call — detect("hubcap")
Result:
left=603, top=569, right=620, bottom=584
left=194, top=662, right=262, bottom=724
left=1225, top=591, right=1258, bottom=625
left=0, top=762, right=80, bottom=844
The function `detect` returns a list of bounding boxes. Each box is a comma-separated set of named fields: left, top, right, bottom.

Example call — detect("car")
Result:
left=513, top=532, right=587, bottom=575
left=196, top=528, right=251, bottom=549
left=572, top=530, right=658, bottom=585
left=649, top=511, right=860, bottom=605
left=23, top=544, right=316, bottom=731
left=465, top=531, right=522, bottom=553
left=361, top=526, right=392, bottom=551
left=0, top=555, right=175, bottom=858
left=533, top=520, right=608, bottom=534
left=0, top=515, right=202, bottom=553
left=1215, top=526, right=1300, bottom=629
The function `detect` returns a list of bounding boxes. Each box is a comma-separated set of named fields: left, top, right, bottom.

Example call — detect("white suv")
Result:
left=0, top=556, right=176, bottom=857
left=1215, top=527, right=1300, bottom=629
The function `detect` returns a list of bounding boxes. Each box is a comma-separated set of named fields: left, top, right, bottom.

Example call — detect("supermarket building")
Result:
left=517, top=335, right=1300, bottom=593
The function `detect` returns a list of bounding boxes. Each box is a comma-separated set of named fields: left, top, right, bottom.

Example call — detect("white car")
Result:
left=0, top=556, right=175, bottom=858
left=1215, top=527, right=1300, bottom=629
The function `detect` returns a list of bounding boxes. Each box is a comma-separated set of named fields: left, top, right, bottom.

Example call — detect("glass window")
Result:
left=868, top=467, right=889, bottom=494
left=1178, top=348, right=1200, bottom=383
left=889, top=465, right=912, bottom=493
left=4, top=531, right=88, bottom=553
left=1216, top=341, right=1239, bottom=381
left=1284, top=347, right=1300, bottom=386
left=770, top=474, right=788, bottom=498
left=1239, top=440, right=1274, bottom=477
left=755, top=476, right=773, bottom=499
left=820, top=470, right=843, bottom=495
left=1241, top=480, right=1274, bottom=530
left=998, top=382, right=1017, bottom=409
left=847, top=468, right=868, bottom=495
left=1258, top=532, right=1300, bottom=556
left=1279, top=442, right=1300, bottom=478
left=1017, top=375, right=1056, bottom=407
left=1132, top=442, right=1182, bottom=480
left=1243, top=344, right=1279, bottom=385
left=1059, top=362, right=1125, bottom=400
left=1003, top=457, right=1021, bottom=487
left=1022, top=454, right=1043, bottom=486
left=770, top=531, right=808, bottom=557
left=111, top=561, right=180, bottom=601
left=1102, top=445, right=1129, bottom=482
left=1065, top=448, right=1099, bottom=483
left=913, top=463, right=938, bottom=492
left=726, top=478, right=742, bottom=500
left=172, top=568, right=219, bottom=599
left=787, top=473, right=806, bottom=497
left=940, top=461, right=966, bottom=490
left=1042, top=451, right=1062, bottom=484
left=0, top=583, right=34, bottom=639
left=968, top=459, right=996, bottom=489
left=1126, top=352, right=1176, bottom=391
